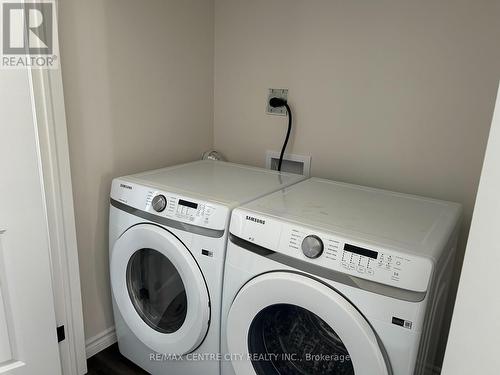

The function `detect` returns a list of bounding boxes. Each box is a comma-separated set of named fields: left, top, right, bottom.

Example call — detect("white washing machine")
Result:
left=221, top=178, right=461, bottom=375
left=109, top=160, right=305, bottom=375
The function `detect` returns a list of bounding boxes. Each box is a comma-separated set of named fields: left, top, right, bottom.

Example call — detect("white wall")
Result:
left=59, top=0, right=214, bottom=340
left=441, top=84, right=500, bottom=374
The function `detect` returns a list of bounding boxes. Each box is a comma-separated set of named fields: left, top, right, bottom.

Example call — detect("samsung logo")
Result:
left=246, top=215, right=265, bottom=225
left=120, top=183, right=132, bottom=190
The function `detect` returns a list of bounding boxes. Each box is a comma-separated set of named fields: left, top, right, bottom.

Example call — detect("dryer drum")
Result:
left=248, top=303, right=355, bottom=375
left=127, top=248, right=188, bottom=334
left=158, top=291, right=187, bottom=330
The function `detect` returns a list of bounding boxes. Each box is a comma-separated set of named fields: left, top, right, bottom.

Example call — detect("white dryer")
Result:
left=222, top=178, right=461, bottom=375
left=109, top=160, right=305, bottom=375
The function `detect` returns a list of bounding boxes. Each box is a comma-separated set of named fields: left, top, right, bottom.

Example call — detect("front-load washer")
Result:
left=222, top=178, right=461, bottom=375
left=109, top=160, right=306, bottom=375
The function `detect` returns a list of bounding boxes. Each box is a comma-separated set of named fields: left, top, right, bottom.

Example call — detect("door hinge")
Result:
left=57, top=325, right=65, bottom=343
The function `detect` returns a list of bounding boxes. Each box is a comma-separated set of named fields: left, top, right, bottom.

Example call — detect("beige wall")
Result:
left=60, top=0, right=214, bottom=339
left=214, top=0, right=500, bottom=214
left=214, top=0, right=500, bottom=363
left=60, top=0, right=500, bottom=354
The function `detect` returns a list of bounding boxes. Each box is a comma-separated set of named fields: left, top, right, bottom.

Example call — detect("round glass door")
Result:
left=127, top=248, right=188, bottom=334
left=226, top=272, right=390, bottom=375
left=248, top=304, right=354, bottom=374
left=111, top=224, right=210, bottom=355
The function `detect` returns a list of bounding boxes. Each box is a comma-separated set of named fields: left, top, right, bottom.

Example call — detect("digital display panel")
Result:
left=178, top=199, right=198, bottom=209
left=344, top=244, right=378, bottom=259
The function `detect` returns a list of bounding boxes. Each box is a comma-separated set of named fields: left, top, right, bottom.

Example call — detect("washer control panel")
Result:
left=231, top=209, right=433, bottom=292
left=288, top=227, right=432, bottom=292
left=111, top=179, right=228, bottom=231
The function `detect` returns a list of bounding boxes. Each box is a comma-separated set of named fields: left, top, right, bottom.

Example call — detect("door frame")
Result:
left=29, top=36, right=87, bottom=375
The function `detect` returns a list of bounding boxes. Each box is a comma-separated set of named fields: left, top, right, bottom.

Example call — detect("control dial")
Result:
left=301, top=235, right=324, bottom=259
left=152, top=194, right=167, bottom=212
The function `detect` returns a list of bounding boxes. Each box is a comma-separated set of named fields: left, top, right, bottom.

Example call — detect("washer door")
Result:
left=227, top=272, right=390, bottom=375
left=111, top=224, right=210, bottom=354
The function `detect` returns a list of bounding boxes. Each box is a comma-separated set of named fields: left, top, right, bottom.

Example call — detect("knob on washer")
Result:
left=301, top=235, right=324, bottom=259
left=152, top=195, right=167, bottom=212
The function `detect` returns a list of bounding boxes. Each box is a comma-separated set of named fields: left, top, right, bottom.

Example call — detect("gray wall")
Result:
left=60, top=0, right=214, bottom=340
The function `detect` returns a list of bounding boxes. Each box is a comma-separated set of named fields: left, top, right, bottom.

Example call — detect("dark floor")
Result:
left=87, top=344, right=149, bottom=375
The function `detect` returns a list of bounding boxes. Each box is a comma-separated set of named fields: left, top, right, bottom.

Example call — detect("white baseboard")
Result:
left=85, top=326, right=117, bottom=359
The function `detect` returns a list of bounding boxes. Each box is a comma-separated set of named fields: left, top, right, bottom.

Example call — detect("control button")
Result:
left=152, top=195, right=167, bottom=212
left=367, top=268, right=374, bottom=275
left=357, top=266, right=365, bottom=274
left=301, top=235, right=324, bottom=259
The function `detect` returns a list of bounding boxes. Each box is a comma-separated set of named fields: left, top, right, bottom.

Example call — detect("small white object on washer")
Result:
left=222, top=177, right=461, bottom=375
left=109, top=160, right=306, bottom=375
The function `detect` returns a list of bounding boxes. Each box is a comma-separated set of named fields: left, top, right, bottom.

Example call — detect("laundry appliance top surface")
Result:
left=119, top=160, right=306, bottom=208
left=236, top=178, right=462, bottom=259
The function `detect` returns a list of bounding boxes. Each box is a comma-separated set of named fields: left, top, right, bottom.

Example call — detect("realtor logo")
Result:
left=1, top=1, right=58, bottom=68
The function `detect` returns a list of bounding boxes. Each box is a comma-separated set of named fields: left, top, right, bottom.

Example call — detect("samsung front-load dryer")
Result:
left=109, top=160, right=305, bottom=375
left=222, top=178, right=461, bottom=375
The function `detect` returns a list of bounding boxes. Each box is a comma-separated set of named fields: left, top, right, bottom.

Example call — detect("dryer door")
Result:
left=111, top=224, right=210, bottom=354
left=226, top=272, right=390, bottom=375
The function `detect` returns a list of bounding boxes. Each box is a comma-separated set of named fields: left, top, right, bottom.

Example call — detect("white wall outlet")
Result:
left=266, top=88, right=288, bottom=116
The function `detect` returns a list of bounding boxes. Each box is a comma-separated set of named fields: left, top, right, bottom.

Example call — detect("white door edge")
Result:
left=29, top=49, right=87, bottom=375
left=2, top=63, right=63, bottom=374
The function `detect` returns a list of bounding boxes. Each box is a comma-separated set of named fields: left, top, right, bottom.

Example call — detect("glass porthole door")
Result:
left=249, top=303, right=355, bottom=374
left=226, top=272, right=390, bottom=375
left=111, top=224, right=210, bottom=355
left=127, top=248, right=188, bottom=334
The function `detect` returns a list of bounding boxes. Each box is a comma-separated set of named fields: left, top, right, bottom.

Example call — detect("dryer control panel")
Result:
left=230, top=209, right=433, bottom=292
left=111, top=179, right=228, bottom=231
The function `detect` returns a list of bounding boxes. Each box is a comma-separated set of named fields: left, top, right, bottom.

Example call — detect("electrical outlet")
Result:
left=266, top=88, right=288, bottom=116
